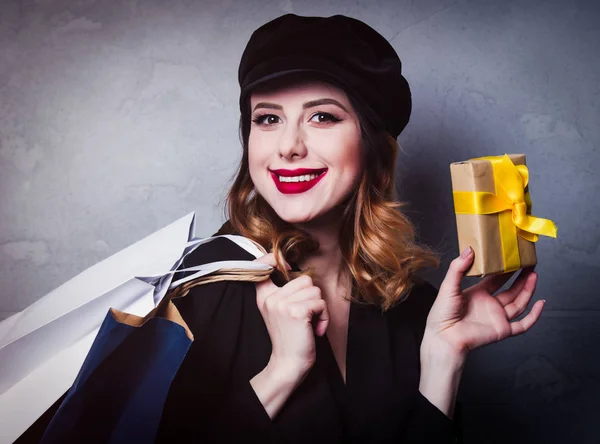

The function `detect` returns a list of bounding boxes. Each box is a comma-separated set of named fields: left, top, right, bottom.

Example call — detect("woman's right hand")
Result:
left=254, top=252, right=329, bottom=377
left=249, top=252, right=329, bottom=418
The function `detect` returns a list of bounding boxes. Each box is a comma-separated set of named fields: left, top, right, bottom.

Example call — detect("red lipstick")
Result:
left=270, top=168, right=327, bottom=194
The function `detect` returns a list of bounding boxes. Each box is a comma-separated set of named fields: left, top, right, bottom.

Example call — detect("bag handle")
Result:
left=114, top=235, right=274, bottom=340
left=169, top=234, right=271, bottom=289
left=143, top=234, right=272, bottom=305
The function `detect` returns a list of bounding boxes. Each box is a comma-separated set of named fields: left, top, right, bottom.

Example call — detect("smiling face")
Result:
left=248, top=80, right=363, bottom=225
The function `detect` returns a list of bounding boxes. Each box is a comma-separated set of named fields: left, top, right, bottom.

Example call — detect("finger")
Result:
left=293, top=299, right=330, bottom=337
left=263, top=286, right=322, bottom=316
left=254, top=255, right=299, bottom=302
left=254, top=252, right=291, bottom=270
left=497, top=268, right=536, bottom=307
left=254, top=252, right=275, bottom=264
left=278, top=274, right=316, bottom=296
left=255, top=277, right=279, bottom=308
left=257, top=275, right=318, bottom=312
left=439, top=247, right=475, bottom=296
left=285, top=285, right=322, bottom=303
left=470, top=270, right=517, bottom=295
left=314, top=305, right=330, bottom=337
left=509, top=299, right=545, bottom=337
left=505, top=272, right=538, bottom=320
left=289, top=299, right=329, bottom=327
left=261, top=278, right=321, bottom=311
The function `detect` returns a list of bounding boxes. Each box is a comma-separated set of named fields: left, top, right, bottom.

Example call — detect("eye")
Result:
left=252, top=114, right=281, bottom=125
left=309, top=112, right=342, bottom=124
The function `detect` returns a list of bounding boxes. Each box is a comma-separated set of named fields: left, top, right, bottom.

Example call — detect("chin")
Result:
left=274, top=210, right=318, bottom=225
left=274, top=204, right=344, bottom=227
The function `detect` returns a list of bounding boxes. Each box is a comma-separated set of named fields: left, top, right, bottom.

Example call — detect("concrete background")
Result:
left=1, top=0, right=598, bottom=442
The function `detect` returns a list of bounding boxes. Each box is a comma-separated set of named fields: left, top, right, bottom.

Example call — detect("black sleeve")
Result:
left=405, top=392, right=462, bottom=443
left=155, top=237, right=281, bottom=443
left=403, top=280, right=463, bottom=444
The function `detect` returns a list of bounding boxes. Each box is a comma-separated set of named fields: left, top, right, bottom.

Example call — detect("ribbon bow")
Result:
left=453, top=154, right=557, bottom=272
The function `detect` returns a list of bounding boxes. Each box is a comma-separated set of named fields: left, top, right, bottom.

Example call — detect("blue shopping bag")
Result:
left=40, top=300, right=193, bottom=444
left=30, top=233, right=271, bottom=444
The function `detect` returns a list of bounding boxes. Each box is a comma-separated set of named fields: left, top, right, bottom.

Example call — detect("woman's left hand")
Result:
left=424, top=247, right=546, bottom=359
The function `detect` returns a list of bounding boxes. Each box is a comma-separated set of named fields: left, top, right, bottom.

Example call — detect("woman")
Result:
left=155, top=14, right=544, bottom=443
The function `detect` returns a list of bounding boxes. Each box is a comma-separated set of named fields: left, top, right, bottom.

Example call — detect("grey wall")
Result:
left=1, top=0, right=598, bottom=442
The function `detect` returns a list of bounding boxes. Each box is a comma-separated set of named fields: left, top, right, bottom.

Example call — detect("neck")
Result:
left=294, top=208, right=350, bottom=294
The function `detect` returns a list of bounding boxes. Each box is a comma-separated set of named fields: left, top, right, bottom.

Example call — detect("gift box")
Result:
left=450, top=154, right=557, bottom=277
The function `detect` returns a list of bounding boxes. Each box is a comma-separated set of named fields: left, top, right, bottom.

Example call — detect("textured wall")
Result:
left=1, top=0, right=598, bottom=442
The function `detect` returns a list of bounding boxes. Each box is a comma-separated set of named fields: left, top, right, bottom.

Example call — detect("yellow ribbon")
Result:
left=453, top=154, right=558, bottom=272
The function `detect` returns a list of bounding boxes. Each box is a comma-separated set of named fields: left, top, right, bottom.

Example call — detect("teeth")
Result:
left=278, top=172, right=322, bottom=183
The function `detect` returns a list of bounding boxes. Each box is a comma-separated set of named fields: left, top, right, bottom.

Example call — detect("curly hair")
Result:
left=217, top=82, right=440, bottom=311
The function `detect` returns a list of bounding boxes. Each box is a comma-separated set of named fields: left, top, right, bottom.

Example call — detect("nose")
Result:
left=278, top=120, right=307, bottom=160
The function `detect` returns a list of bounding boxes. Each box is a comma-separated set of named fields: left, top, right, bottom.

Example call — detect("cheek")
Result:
left=248, top=127, right=276, bottom=156
left=347, top=154, right=363, bottom=189
left=346, top=126, right=363, bottom=171
left=248, top=132, right=273, bottom=190
left=328, top=129, right=363, bottom=178
left=248, top=132, right=265, bottom=172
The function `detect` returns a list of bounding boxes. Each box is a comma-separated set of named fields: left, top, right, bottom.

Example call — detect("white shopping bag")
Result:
left=0, top=212, right=271, bottom=444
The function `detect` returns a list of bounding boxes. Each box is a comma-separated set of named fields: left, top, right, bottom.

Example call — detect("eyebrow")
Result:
left=303, top=98, right=349, bottom=112
left=252, top=102, right=283, bottom=112
left=252, top=98, right=349, bottom=113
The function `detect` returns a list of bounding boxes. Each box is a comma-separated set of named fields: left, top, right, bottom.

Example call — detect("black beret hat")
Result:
left=238, top=14, right=412, bottom=138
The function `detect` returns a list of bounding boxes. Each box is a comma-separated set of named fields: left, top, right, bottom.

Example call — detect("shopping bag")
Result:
left=0, top=211, right=271, bottom=444
left=39, top=307, right=192, bottom=444
left=39, top=235, right=272, bottom=444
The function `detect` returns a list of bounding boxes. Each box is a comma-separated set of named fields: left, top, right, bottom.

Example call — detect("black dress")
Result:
left=155, top=236, right=462, bottom=443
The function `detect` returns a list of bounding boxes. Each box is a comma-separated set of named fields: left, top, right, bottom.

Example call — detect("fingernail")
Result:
left=461, top=247, right=472, bottom=258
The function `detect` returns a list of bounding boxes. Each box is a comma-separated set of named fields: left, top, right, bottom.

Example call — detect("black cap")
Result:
left=238, top=14, right=412, bottom=138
